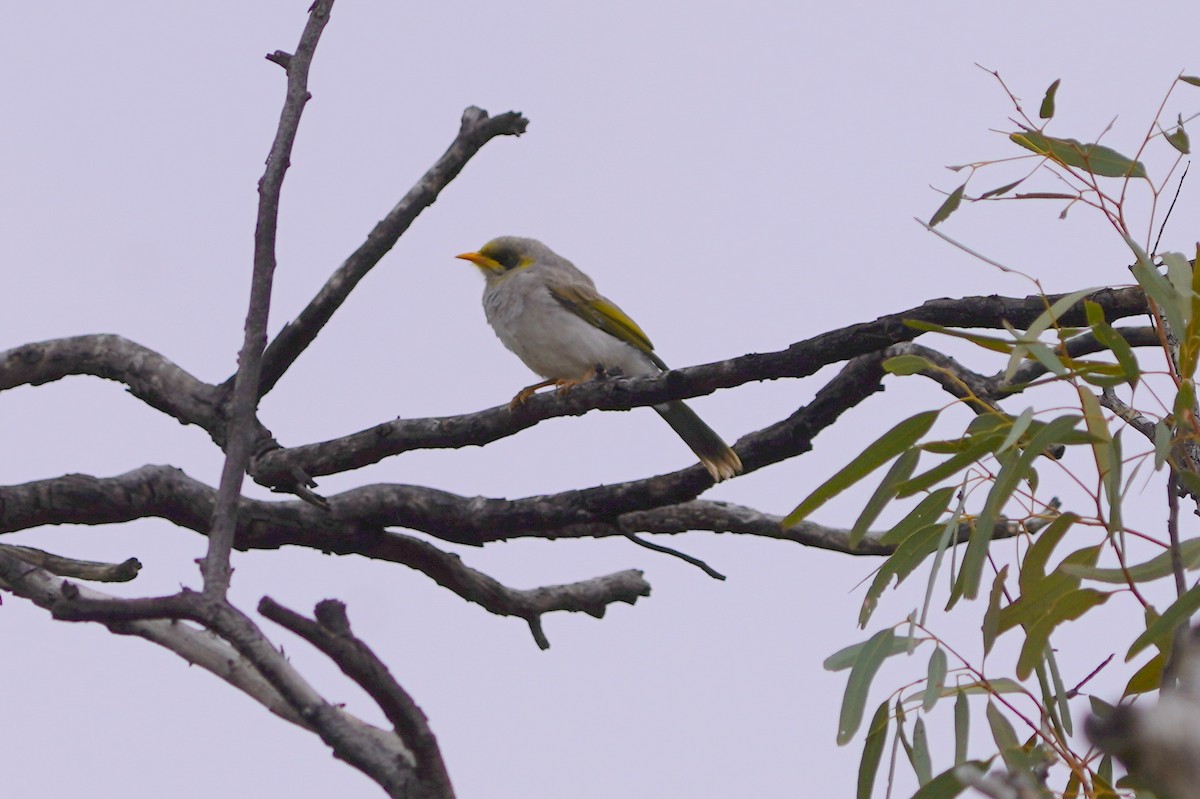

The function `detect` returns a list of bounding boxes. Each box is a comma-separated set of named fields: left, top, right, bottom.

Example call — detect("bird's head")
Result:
left=455, top=236, right=552, bottom=278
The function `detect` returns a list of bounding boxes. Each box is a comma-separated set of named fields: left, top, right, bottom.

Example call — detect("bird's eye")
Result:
left=494, top=249, right=519, bottom=270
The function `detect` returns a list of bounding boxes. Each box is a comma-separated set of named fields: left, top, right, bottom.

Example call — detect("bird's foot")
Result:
left=554, top=365, right=606, bottom=396
left=509, top=379, right=556, bottom=410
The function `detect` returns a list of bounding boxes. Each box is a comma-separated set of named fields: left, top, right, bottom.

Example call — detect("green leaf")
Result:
left=1127, top=581, right=1200, bottom=660
left=979, top=178, right=1025, bottom=199
left=1015, top=589, right=1111, bottom=680
left=824, top=635, right=913, bottom=672
left=954, top=689, right=970, bottom=764
left=1090, top=695, right=1115, bottom=720
left=857, top=700, right=890, bottom=799
left=1035, top=661, right=1068, bottom=743
left=783, top=410, right=939, bottom=527
left=1026, top=288, right=1100, bottom=342
left=1001, top=545, right=1102, bottom=633
left=923, top=647, right=948, bottom=712
left=1085, top=301, right=1141, bottom=387
left=904, top=320, right=1017, bottom=354
left=1098, top=754, right=1114, bottom=791
left=861, top=519, right=949, bottom=626
left=1063, top=770, right=1081, bottom=799
left=1021, top=513, right=1078, bottom=593
left=1166, top=123, right=1191, bottom=154
left=1079, top=387, right=1121, bottom=534
left=982, top=565, right=1009, bottom=656
left=1188, top=242, right=1200, bottom=378
left=879, top=486, right=957, bottom=546
left=986, top=701, right=1022, bottom=771
left=997, top=408, right=1036, bottom=454
left=1163, top=251, right=1194, bottom=329
left=1178, top=468, right=1200, bottom=499
left=1154, top=419, right=1173, bottom=471
left=1060, top=538, right=1200, bottom=583
left=839, top=628, right=897, bottom=745
left=884, top=354, right=934, bottom=376
left=1045, top=647, right=1073, bottom=736
left=1039, top=79, right=1061, bottom=119
left=957, top=678, right=1026, bottom=695
left=898, top=429, right=1005, bottom=497
left=1176, top=381, right=1198, bottom=426
left=1010, top=129, right=1148, bottom=178
left=1020, top=340, right=1070, bottom=378
left=911, top=760, right=993, bottom=799
left=920, top=496, right=966, bottom=625
left=911, top=717, right=933, bottom=786
left=1126, top=234, right=1187, bottom=336
left=1123, top=652, right=1164, bottom=697
left=850, top=448, right=920, bottom=549
left=929, top=183, right=966, bottom=227
left=1181, top=75, right=1200, bottom=87
left=955, top=416, right=1081, bottom=602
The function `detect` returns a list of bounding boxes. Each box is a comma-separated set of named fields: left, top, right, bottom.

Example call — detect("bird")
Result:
left=455, top=236, right=742, bottom=482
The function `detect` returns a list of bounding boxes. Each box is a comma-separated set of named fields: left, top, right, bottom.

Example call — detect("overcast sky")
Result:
left=3, top=3, right=1200, bottom=797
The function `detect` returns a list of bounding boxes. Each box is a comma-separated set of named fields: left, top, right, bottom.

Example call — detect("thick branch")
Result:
left=0, top=334, right=223, bottom=432
left=203, top=0, right=332, bottom=595
left=254, top=106, right=529, bottom=399
left=0, top=467, right=652, bottom=628
left=248, top=288, right=1149, bottom=490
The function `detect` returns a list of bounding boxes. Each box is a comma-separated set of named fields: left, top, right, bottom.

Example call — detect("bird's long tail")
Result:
left=653, top=400, right=742, bottom=482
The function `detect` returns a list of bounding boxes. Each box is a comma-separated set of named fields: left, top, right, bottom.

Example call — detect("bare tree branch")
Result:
left=0, top=334, right=223, bottom=431
left=253, top=106, right=529, bottom=399
left=0, top=549, right=403, bottom=754
left=260, top=598, right=455, bottom=797
left=202, top=0, right=333, bottom=595
left=0, top=543, right=140, bottom=582
left=248, top=290, right=1151, bottom=490
left=0, top=463, right=1046, bottom=564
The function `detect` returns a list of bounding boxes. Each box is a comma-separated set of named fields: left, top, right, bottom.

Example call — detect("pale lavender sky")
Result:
left=3, top=3, right=1199, bottom=797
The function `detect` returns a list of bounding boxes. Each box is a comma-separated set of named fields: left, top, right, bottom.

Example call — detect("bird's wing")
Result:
left=548, top=282, right=668, bottom=370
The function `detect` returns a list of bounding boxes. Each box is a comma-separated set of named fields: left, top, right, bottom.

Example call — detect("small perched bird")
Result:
left=456, top=236, right=742, bottom=481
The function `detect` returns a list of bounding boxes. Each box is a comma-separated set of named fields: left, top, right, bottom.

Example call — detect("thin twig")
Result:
left=202, top=0, right=333, bottom=595
left=620, top=532, right=726, bottom=580
left=1152, top=161, right=1189, bottom=255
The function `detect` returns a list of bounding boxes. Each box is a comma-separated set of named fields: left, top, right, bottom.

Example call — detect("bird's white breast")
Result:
left=482, top=268, right=659, bottom=381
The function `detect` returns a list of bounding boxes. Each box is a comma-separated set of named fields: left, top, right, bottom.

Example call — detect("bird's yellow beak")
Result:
left=456, top=251, right=503, bottom=273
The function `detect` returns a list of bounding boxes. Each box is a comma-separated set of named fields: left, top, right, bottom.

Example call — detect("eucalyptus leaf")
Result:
left=1128, top=582, right=1200, bottom=660
left=923, top=647, right=948, bottom=712
left=929, top=183, right=966, bottom=227
left=824, top=635, right=914, bottom=672
left=1123, top=652, right=1164, bottom=697
left=839, top=628, right=897, bottom=745
left=1039, top=79, right=1060, bottom=119
left=954, top=689, right=969, bottom=765
left=911, top=717, right=933, bottom=786
left=857, top=700, right=890, bottom=799
left=1010, top=130, right=1148, bottom=178
left=784, top=411, right=939, bottom=527
left=850, top=448, right=921, bottom=548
